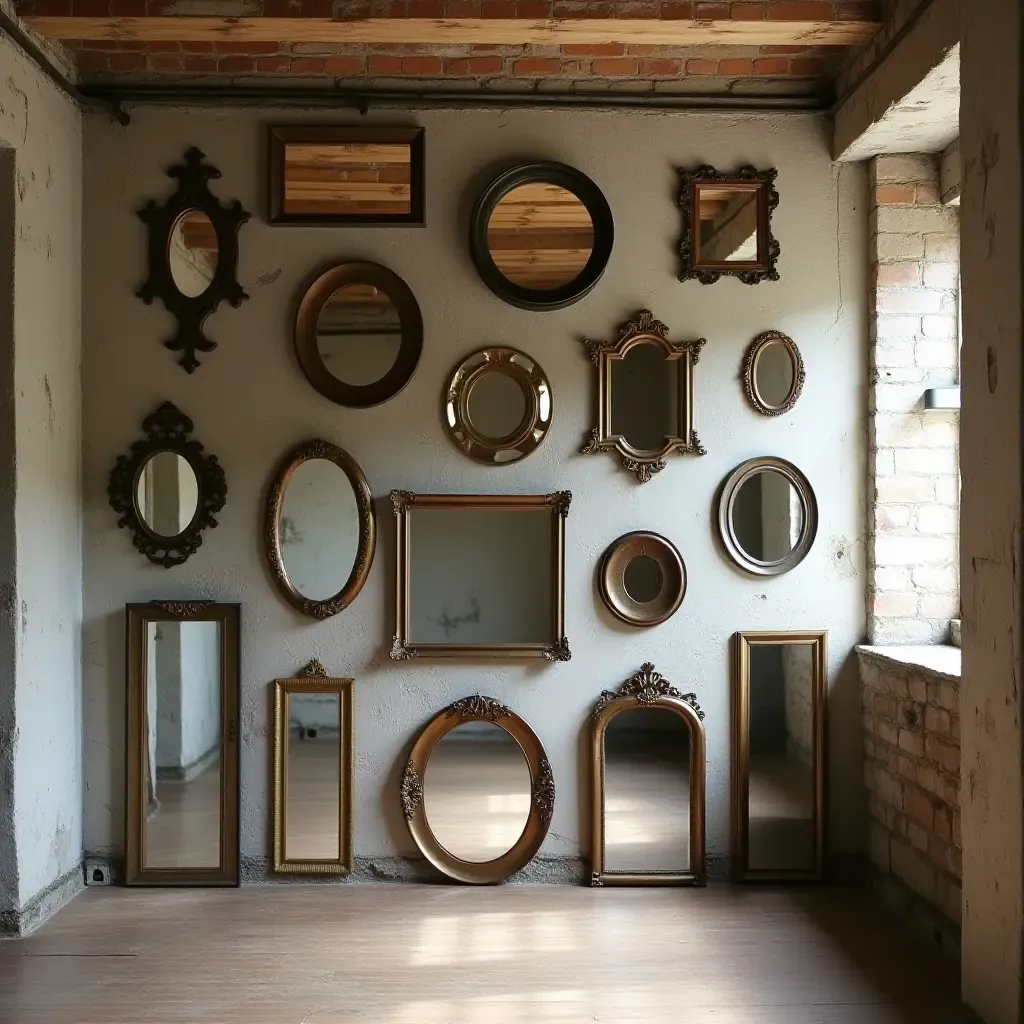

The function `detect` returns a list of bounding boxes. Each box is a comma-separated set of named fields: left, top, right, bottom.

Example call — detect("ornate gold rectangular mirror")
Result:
left=269, top=126, right=425, bottom=226
left=126, top=601, right=240, bottom=886
left=732, top=630, right=826, bottom=882
left=273, top=662, right=353, bottom=875
left=390, top=491, right=570, bottom=661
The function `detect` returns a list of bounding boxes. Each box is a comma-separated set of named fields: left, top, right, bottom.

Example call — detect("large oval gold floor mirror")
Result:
left=590, top=664, right=706, bottom=886
left=401, top=696, right=554, bottom=884
left=732, top=631, right=827, bottom=882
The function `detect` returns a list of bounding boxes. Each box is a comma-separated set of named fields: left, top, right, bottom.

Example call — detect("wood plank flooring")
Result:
left=0, top=885, right=960, bottom=1023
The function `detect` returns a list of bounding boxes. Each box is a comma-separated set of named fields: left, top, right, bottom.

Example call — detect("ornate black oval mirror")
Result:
left=265, top=439, right=376, bottom=619
left=717, top=457, right=817, bottom=576
left=108, top=402, right=226, bottom=567
left=470, top=162, right=614, bottom=311
left=599, top=531, right=686, bottom=627
left=742, top=331, right=805, bottom=416
left=295, top=262, right=423, bottom=408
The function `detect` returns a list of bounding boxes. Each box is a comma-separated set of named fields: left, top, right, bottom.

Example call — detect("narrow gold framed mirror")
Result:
left=732, top=630, right=827, bottom=882
left=401, top=695, right=554, bottom=884
left=126, top=601, right=240, bottom=887
left=591, top=664, right=706, bottom=886
left=742, top=331, right=805, bottom=416
left=272, top=661, right=353, bottom=875
left=581, top=309, right=706, bottom=483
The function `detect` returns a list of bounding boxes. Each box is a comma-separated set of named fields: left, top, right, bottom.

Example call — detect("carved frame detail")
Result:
left=741, top=330, right=806, bottom=416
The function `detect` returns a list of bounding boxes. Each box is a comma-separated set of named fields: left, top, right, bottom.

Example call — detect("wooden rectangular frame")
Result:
left=125, top=601, right=240, bottom=887
left=272, top=672, right=354, bottom=875
left=389, top=491, right=570, bottom=661
left=731, top=630, right=827, bottom=883
left=268, top=125, right=425, bottom=226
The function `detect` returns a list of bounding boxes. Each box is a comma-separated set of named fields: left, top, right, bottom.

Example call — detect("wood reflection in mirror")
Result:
left=732, top=631, right=826, bottom=882
left=591, top=664, right=706, bottom=886
left=126, top=601, right=239, bottom=886
left=269, top=126, right=425, bottom=226
left=273, top=665, right=353, bottom=875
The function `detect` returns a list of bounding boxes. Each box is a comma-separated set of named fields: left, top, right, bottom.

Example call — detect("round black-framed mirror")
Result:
left=470, top=162, right=614, bottom=311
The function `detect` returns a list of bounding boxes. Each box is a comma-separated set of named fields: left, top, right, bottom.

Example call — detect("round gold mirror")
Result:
left=444, top=347, right=552, bottom=465
left=167, top=209, right=219, bottom=298
left=598, top=532, right=687, bottom=627
left=400, top=696, right=554, bottom=884
left=742, top=331, right=805, bottom=416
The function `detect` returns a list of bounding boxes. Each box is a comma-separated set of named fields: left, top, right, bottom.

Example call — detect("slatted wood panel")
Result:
left=283, top=142, right=412, bottom=216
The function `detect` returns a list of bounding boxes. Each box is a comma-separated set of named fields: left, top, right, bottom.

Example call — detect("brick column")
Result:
left=867, top=155, right=960, bottom=645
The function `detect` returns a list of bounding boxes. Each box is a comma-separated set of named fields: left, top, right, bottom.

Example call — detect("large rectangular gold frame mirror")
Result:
left=272, top=664, right=354, bottom=875
left=390, top=491, right=570, bottom=661
left=126, top=601, right=240, bottom=886
left=732, top=630, right=826, bottom=882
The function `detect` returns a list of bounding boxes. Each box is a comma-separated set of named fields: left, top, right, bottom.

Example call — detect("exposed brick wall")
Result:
left=868, top=154, right=960, bottom=645
left=859, top=650, right=961, bottom=927
left=835, top=0, right=930, bottom=97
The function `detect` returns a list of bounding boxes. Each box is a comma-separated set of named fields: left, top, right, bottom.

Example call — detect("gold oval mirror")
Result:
left=265, top=439, right=376, bottom=619
left=599, top=532, right=686, bottom=627
left=742, top=331, right=805, bottom=416
left=444, top=347, right=552, bottom=465
left=168, top=209, right=219, bottom=298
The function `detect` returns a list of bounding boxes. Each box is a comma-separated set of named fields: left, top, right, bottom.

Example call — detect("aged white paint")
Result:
left=81, top=107, right=867, bottom=871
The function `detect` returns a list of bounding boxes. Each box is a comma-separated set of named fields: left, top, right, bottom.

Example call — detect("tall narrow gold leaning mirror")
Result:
left=732, top=630, right=827, bottom=882
left=126, top=601, right=240, bottom=886
left=591, top=663, right=706, bottom=886
left=273, top=661, right=353, bottom=875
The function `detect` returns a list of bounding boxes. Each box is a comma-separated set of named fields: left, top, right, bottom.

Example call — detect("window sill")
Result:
left=855, top=644, right=961, bottom=681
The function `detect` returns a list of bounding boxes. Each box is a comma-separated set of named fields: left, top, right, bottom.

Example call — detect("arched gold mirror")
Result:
left=598, top=532, right=686, bottom=627
left=265, top=439, right=376, bottom=619
left=400, top=696, right=554, bottom=884
left=591, top=664, right=706, bottom=886
left=742, top=331, right=805, bottom=416
left=444, top=347, right=552, bottom=465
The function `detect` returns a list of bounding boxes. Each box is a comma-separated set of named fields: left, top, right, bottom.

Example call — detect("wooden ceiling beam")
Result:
left=24, top=16, right=879, bottom=47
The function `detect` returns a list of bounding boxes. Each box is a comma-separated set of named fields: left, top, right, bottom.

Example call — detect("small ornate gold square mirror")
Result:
left=272, top=661, right=354, bottom=875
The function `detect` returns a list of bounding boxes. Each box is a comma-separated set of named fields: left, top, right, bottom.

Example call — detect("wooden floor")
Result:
left=0, top=886, right=961, bottom=1023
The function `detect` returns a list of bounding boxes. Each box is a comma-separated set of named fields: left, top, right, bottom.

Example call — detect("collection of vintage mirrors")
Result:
left=120, top=127, right=825, bottom=889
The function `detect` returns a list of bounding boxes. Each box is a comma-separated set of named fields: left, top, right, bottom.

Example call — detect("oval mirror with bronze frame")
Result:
left=717, top=457, right=817, bottom=577
left=470, top=162, right=614, bottom=311
left=445, top=347, right=552, bottom=465
left=108, top=401, right=227, bottom=568
left=599, top=532, right=686, bottom=627
left=591, top=664, right=706, bottom=886
left=742, top=331, right=805, bottom=416
left=295, top=261, right=423, bottom=408
left=265, top=439, right=376, bottom=619
left=400, top=695, right=555, bottom=884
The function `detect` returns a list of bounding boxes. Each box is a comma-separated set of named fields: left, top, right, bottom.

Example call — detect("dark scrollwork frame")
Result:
left=591, top=663, right=706, bottom=887
left=108, top=402, right=226, bottom=568
left=741, top=330, right=805, bottom=416
left=580, top=310, right=706, bottom=483
left=264, top=439, right=377, bottom=620
left=137, top=147, right=250, bottom=373
left=401, top=695, right=554, bottom=884
left=678, top=165, right=780, bottom=285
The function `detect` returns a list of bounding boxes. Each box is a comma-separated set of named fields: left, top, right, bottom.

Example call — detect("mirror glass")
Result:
left=747, top=643, right=816, bottom=871
left=423, top=720, right=531, bottom=862
left=168, top=210, right=218, bottom=297
left=756, top=341, right=795, bottom=407
left=316, top=282, right=402, bottom=388
left=136, top=451, right=199, bottom=539
left=697, top=185, right=759, bottom=263
left=487, top=182, right=594, bottom=291
left=408, top=508, right=552, bottom=645
left=285, top=691, right=341, bottom=861
left=283, top=141, right=412, bottom=218
left=143, top=619, right=222, bottom=869
left=467, top=370, right=527, bottom=440
left=610, top=343, right=679, bottom=451
left=280, top=458, right=360, bottom=602
left=623, top=554, right=664, bottom=604
left=730, top=470, right=805, bottom=564
left=604, top=708, right=691, bottom=872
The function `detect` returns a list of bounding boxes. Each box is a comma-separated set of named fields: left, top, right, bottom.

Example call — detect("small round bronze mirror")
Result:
left=599, top=532, right=687, bottom=627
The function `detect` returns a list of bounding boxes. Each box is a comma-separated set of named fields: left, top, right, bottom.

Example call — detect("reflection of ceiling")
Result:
left=699, top=190, right=759, bottom=262
left=283, top=143, right=411, bottom=216
left=318, top=283, right=400, bottom=337
left=487, top=183, right=594, bottom=290
left=178, top=210, right=217, bottom=256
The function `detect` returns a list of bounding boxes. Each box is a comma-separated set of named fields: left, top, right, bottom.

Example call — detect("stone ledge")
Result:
left=856, top=644, right=960, bottom=681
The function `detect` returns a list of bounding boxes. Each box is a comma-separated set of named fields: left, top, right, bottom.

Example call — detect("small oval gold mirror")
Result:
left=742, top=331, right=804, bottom=416
left=135, top=450, right=200, bottom=539
left=599, top=532, right=686, bottom=627
left=168, top=209, right=219, bottom=298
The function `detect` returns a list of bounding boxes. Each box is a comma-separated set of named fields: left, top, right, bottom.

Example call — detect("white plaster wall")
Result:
left=0, top=34, right=83, bottom=908
left=177, top=620, right=220, bottom=766
left=81, top=106, right=866, bottom=868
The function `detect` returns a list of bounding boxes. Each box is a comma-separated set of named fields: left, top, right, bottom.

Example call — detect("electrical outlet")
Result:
left=84, top=859, right=111, bottom=886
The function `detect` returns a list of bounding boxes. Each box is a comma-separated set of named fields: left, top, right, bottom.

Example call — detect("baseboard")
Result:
left=0, top=864, right=83, bottom=937
left=864, top=862, right=960, bottom=958
left=156, top=744, right=219, bottom=783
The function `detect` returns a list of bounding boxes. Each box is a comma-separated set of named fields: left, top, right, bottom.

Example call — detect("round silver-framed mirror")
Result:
left=741, top=331, right=805, bottom=416
left=717, top=457, right=817, bottom=576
